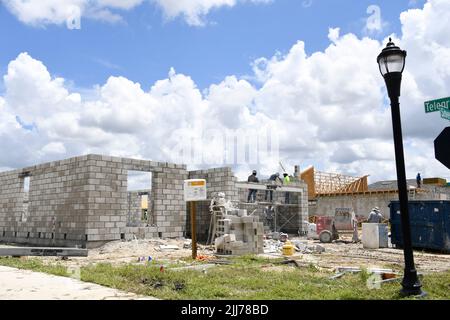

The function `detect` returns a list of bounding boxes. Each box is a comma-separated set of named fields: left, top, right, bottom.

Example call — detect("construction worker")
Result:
left=416, top=173, right=422, bottom=188
left=247, top=170, right=259, bottom=203
left=283, top=173, right=290, bottom=204
left=265, top=172, right=282, bottom=202
left=264, top=205, right=275, bottom=231
left=367, top=207, right=383, bottom=223
left=351, top=211, right=360, bottom=242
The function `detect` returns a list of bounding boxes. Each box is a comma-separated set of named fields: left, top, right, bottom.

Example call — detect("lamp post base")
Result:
left=400, top=287, right=427, bottom=298
left=400, top=273, right=426, bottom=297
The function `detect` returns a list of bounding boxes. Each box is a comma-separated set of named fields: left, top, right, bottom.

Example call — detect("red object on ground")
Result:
left=316, top=216, right=335, bottom=234
left=196, top=255, right=215, bottom=261
left=160, top=266, right=164, bottom=272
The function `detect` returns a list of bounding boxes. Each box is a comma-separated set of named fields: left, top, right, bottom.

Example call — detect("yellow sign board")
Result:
left=189, top=181, right=206, bottom=187
left=184, top=179, right=207, bottom=201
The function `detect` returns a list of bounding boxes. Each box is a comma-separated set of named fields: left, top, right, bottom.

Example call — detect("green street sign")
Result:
left=441, top=109, right=450, bottom=121
left=424, top=97, right=450, bottom=113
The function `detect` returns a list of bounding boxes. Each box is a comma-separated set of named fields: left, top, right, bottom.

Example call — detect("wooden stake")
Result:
left=190, top=201, right=197, bottom=259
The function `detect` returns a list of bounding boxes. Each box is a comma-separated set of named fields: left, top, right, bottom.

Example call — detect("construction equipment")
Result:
left=316, top=208, right=359, bottom=243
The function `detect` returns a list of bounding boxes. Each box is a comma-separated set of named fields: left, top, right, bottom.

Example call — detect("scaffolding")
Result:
left=235, top=182, right=308, bottom=235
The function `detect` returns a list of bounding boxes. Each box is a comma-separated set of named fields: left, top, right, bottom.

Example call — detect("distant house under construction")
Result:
left=301, top=166, right=450, bottom=219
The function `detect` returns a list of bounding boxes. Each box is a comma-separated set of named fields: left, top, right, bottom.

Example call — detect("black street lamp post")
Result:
left=377, top=38, right=425, bottom=297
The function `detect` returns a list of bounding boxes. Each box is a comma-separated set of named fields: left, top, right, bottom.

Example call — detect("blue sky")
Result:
left=1, top=0, right=448, bottom=183
left=0, top=0, right=425, bottom=91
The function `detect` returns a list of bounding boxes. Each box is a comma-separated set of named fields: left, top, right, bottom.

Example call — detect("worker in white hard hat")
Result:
left=367, top=207, right=383, bottom=223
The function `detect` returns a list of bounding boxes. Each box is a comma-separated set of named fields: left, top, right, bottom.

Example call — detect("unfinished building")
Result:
left=0, top=155, right=188, bottom=248
left=0, top=155, right=309, bottom=248
left=302, top=166, right=450, bottom=219
left=185, top=168, right=309, bottom=241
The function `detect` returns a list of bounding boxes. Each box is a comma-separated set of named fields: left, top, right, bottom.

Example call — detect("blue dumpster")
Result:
left=389, top=200, right=450, bottom=253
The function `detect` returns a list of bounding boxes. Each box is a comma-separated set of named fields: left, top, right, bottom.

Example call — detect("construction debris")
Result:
left=293, top=241, right=325, bottom=254
left=195, top=254, right=215, bottom=262
left=367, top=268, right=399, bottom=280
left=276, top=259, right=302, bottom=268
left=170, top=264, right=216, bottom=272
left=334, top=266, right=362, bottom=273
left=329, top=266, right=362, bottom=279
left=262, top=239, right=326, bottom=255
left=263, top=239, right=283, bottom=253
left=0, top=247, right=88, bottom=257
left=158, top=245, right=180, bottom=251
left=183, top=241, right=192, bottom=249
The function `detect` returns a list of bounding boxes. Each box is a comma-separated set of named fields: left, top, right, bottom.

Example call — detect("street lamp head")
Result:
left=377, top=38, right=407, bottom=77
left=378, top=38, right=407, bottom=98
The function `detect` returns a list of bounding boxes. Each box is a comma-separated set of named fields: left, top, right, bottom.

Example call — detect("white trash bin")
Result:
left=362, top=223, right=389, bottom=249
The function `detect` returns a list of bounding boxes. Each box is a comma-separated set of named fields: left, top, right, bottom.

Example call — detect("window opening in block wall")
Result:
left=127, top=171, right=153, bottom=226
left=19, top=172, right=31, bottom=222
left=23, top=176, right=30, bottom=192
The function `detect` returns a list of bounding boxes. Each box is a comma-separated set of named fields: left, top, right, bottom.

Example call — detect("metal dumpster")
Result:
left=389, top=200, right=450, bottom=253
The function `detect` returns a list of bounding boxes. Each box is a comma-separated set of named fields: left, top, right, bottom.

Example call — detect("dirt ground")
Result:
left=37, top=238, right=216, bottom=269
left=297, top=239, right=450, bottom=273
left=27, top=236, right=450, bottom=274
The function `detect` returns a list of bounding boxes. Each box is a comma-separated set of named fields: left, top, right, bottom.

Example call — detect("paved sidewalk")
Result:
left=0, top=266, right=156, bottom=300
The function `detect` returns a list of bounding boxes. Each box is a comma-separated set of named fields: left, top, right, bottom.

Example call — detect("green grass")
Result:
left=0, top=256, right=449, bottom=300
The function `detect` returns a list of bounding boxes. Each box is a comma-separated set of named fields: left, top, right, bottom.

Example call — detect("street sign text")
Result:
left=424, top=97, right=450, bottom=113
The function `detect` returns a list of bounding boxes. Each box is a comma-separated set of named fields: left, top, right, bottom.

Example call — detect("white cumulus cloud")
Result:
left=2, top=0, right=272, bottom=27
left=0, top=0, right=449, bottom=183
left=151, top=0, right=271, bottom=26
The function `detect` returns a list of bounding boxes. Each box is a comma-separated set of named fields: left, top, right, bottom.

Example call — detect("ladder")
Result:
left=206, top=206, right=225, bottom=245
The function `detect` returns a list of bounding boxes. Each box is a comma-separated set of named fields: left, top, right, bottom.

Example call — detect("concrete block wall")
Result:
left=127, top=191, right=143, bottom=227
left=215, top=215, right=264, bottom=255
left=87, top=155, right=188, bottom=241
left=0, top=154, right=188, bottom=247
left=310, top=193, right=396, bottom=219
left=186, top=167, right=239, bottom=241
left=188, top=167, right=239, bottom=201
left=123, top=226, right=158, bottom=240
left=0, top=155, right=92, bottom=247
left=310, top=190, right=448, bottom=220
left=126, top=190, right=151, bottom=227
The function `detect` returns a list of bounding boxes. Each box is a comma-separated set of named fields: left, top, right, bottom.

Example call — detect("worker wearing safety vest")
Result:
left=283, top=173, right=290, bottom=204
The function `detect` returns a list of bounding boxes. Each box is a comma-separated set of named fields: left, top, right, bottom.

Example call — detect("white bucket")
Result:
left=362, top=223, right=389, bottom=249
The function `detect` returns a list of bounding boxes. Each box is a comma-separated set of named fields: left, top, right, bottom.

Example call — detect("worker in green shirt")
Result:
left=283, top=173, right=290, bottom=204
